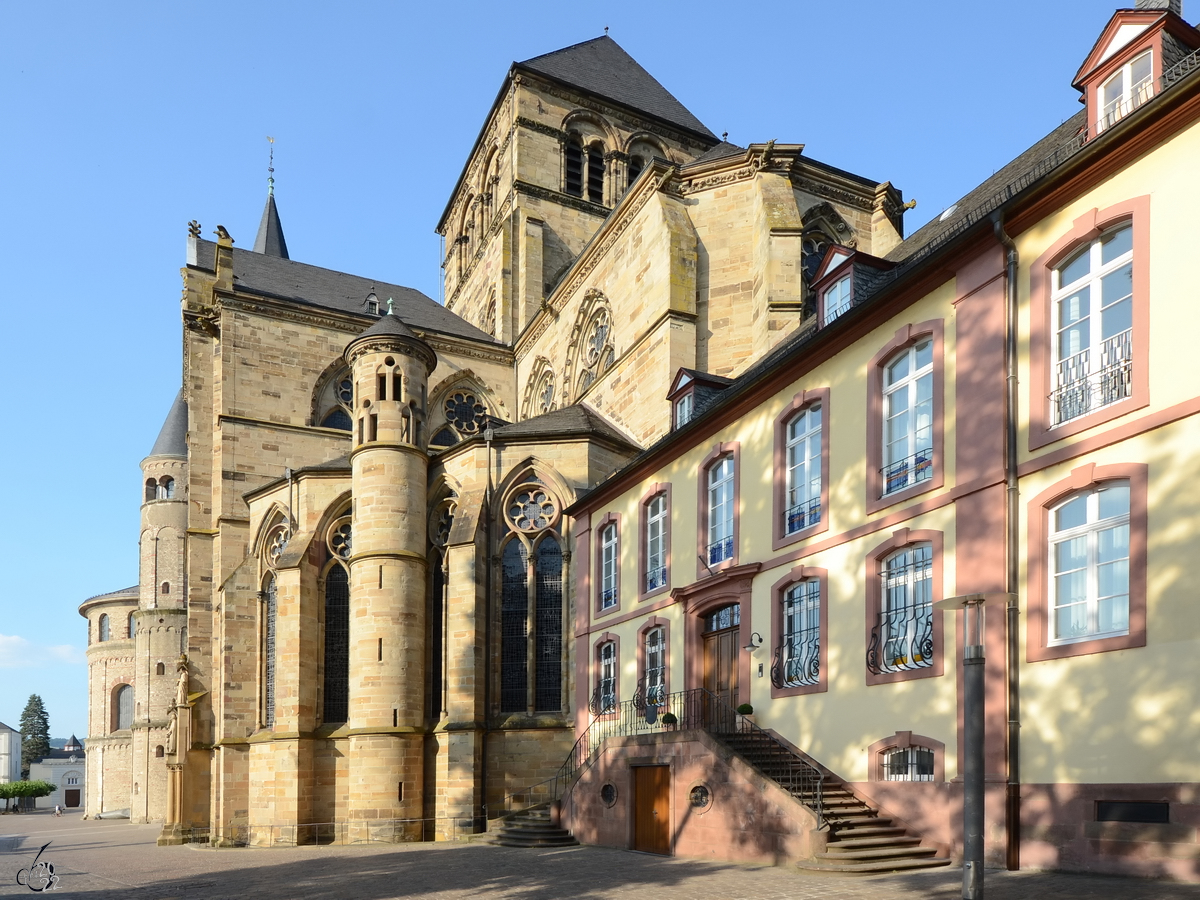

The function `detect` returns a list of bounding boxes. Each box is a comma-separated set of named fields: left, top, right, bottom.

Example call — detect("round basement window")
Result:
left=600, top=783, right=617, bottom=807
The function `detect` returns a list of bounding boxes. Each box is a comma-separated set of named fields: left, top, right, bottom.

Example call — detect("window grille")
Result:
left=115, top=684, right=133, bottom=731
left=263, top=576, right=278, bottom=729
left=784, top=404, right=822, bottom=534
left=772, top=580, right=820, bottom=688
left=323, top=565, right=350, bottom=724
left=597, top=641, right=616, bottom=714
left=867, top=543, right=934, bottom=674
left=707, top=456, right=735, bottom=564
left=882, top=339, right=934, bottom=494
left=883, top=746, right=935, bottom=781
left=1049, top=481, right=1130, bottom=643
left=704, top=604, right=740, bottom=633
left=645, top=627, right=665, bottom=705
left=500, top=541, right=529, bottom=712
left=534, top=537, right=563, bottom=712
left=1051, top=223, right=1134, bottom=425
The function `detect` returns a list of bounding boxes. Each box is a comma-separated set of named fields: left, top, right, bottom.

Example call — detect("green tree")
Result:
left=18, top=695, right=50, bottom=780
left=0, top=780, right=55, bottom=812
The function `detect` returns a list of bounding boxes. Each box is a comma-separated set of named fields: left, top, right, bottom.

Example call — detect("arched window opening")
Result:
left=776, top=580, right=821, bottom=688
left=323, top=565, right=350, bottom=724
left=500, top=540, right=529, bottom=712
left=113, top=684, right=133, bottom=732
left=706, top=456, right=736, bottom=565
left=564, top=140, right=584, bottom=197
left=883, top=746, right=935, bottom=782
left=98, top=614, right=110, bottom=642
left=145, top=479, right=157, bottom=502
left=587, top=145, right=605, bottom=203
left=882, top=340, right=934, bottom=495
left=161, top=581, right=170, bottom=595
left=155, top=745, right=165, bottom=758
left=128, top=612, right=136, bottom=638
left=157, top=477, right=175, bottom=499
left=784, top=404, right=823, bottom=534
left=534, top=536, right=563, bottom=712
left=263, top=575, right=278, bottom=729
left=869, top=543, right=934, bottom=674
left=314, top=367, right=355, bottom=432
left=628, top=154, right=644, bottom=185
left=645, top=627, right=665, bottom=706
left=156, top=662, right=165, bottom=676
left=597, top=641, right=617, bottom=714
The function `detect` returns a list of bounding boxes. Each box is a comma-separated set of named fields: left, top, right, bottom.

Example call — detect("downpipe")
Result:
left=992, top=213, right=1021, bottom=872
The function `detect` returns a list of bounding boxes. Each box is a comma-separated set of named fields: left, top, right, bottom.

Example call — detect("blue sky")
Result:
left=0, top=1, right=1128, bottom=739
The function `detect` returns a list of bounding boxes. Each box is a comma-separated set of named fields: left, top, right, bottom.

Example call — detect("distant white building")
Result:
left=28, top=736, right=86, bottom=809
left=0, top=722, right=20, bottom=783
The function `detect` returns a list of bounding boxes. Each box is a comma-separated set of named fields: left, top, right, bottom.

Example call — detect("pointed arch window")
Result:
left=314, top=366, right=355, bottom=432
left=500, top=534, right=565, bottom=714
left=534, top=536, right=563, bottom=712
left=262, top=574, right=278, bottom=729
left=322, top=564, right=350, bottom=724
left=500, top=540, right=529, bottom=713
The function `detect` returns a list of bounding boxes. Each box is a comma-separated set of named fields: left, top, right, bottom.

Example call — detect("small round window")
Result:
left=600, top=783, right=617, bottom=807
left=689, top=785, right=711, bottom=809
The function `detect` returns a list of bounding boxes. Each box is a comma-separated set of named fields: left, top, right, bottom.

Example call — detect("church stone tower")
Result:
left=343, top=314, right=436, bottom=836
left=132, top=389, right=188, bottom=822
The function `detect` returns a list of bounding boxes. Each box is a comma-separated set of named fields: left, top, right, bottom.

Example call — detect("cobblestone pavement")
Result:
left=3, top=810, right=1199, bottom=899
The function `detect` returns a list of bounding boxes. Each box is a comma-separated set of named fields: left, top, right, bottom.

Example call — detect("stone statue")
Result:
left=175, top=654, right=189, bottom=709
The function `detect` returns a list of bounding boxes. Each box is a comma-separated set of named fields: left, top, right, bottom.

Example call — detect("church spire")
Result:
left=253, top=137, right=289, bottom=258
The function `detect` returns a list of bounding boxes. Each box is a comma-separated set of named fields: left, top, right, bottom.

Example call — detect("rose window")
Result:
left=445, top=392, right=486, bottom=434
left=539, top=377, right=555, bottom=414
left=507, top=488, right=557, bottom=531
left=584, top=312, right=610, bottom=366
left=329, top=519, right=353, bottom=560
left=267, top=525, right=291, bottom=568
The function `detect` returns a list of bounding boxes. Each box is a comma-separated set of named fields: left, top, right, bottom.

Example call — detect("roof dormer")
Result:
left=1074, top=1, right=1200, bottom=134
left=809, top=245, right=895, bottom=327
left=667, top=368, right=732, bottom=430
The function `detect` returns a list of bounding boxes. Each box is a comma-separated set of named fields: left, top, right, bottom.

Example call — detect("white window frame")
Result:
left=1049, top=481, right=1130, bottom=645
left=645, top=627, right=665, bottom=705
left=1050, top=223, right=1134, bottom=426
left=598, top=641, right=616, bottom=713
left=779, top=580, right=821, bottom=687
left=599, top=523, right=618, bottom=610
left=674, top=392, right=694, bottom=429
left=822, top=275, right=852, bottom=325
left=883, top=746, right=935, bottom=782
left=707, top=456, right=735, bottom=564
left=1100, top=50, right=1153, bottom=131
left=878, top=542, right=934, bottom=673
left=881, top=341, right=934, bottom=495
left=645, top=494, right=667, bottom=591
left=784, top=404, right=822, bottom=533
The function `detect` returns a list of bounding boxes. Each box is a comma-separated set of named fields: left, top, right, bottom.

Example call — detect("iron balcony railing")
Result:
left=645, top=566, right=667, bottom=591
left=494, top=688, right=827, bottom=829
left=707, top=536, right=733, bottom=566
left=599, top=588, right=618, bottom=609
left=866, top=599, right=935, bottom=674
left=1051, top=328, right=1132, bottom=425
left=784, top=497, right=821, bottom=534
left=881, top=448, right=933, bottom=495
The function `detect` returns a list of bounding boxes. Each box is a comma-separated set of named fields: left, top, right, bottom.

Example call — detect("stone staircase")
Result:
left=717, top=731, right=951, bottom=875
left=493, top=807, right=579, bottom=849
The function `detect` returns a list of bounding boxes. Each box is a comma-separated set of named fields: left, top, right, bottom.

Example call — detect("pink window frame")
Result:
left=864, top=528, right=946, bottom=686
left=638, top=483, right=673, bottom=600
left=696, top=442, right=740, bottom=579
left=773, top=388, right=831, bottom=550
left=769, top=565, right=829, bottom=698
left=1026, top=462, right=1147, bottom=662
left=1028, top=197, right=1150, bottom=450
left=637, top=616, right=671, bottom=704
left=866, top=321, right=946, bottom=515
left=593, top=512, right=622, bottom=617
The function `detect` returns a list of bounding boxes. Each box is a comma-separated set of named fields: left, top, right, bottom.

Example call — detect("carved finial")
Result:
left=267, top=136, right=275, bottom=196
left=188, top=220, right=201, bottom=238
left=604, top=25, right=609, bottom=35
left=722, top=132, right=728, bottom=142
left=387, top=297, right=394, bottom=315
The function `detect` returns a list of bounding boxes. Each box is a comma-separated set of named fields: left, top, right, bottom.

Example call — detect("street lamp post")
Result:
left=934, top=592, right=1012, bottom=900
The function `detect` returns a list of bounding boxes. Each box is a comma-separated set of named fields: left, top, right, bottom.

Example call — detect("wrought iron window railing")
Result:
left=599, top=588, right=618, bottom=609
left=772, top=587, right=821, bottom=689
left=645, top=566, right=667, bottom=592
left=631, top=676, right=666, bottom=709
left=867, top=597, right=934, bottom=674
left=784, top=497, right=821, bottom=534
left=1051, top=328, right=1132, bottom=425
left=881, top=448, right=933, bottom=495
left=588, top=682, right=616, bottom=716
left=883, top=746, right=935, bottom=782
left=707, top=536, right=733, bottom=566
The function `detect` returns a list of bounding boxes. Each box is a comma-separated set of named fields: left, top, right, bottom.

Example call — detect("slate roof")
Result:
left=494, top=405, right=640, bottom=449
left=82, top=586, right=139, bottom=602
left=517, top=36, right=716, bottom=139
left=252, top=188, right=289, bottom=259
left=190, top=240, right=494, bottom=344
left=147, top=389, right=187, bottom=458
left=687, top=141, right=745, bottom=166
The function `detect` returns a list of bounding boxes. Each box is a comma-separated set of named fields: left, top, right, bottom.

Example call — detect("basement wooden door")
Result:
left=64, top=789, right=80, bottom=808
left=702, top=603, right=740, bottom=711
left=633, top=765, right=671, bottom=855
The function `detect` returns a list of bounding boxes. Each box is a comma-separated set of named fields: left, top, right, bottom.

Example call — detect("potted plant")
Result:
left=661, top=712, right=678, bottom=730
left=736, top=703, right=754, bottom=723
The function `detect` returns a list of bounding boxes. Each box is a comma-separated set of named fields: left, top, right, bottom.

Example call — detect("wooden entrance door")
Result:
left=64, top=789, right=80, bottom=808
left=703, top=625, right=740, bottom=710
left=633, top=765, right=671, bottom=855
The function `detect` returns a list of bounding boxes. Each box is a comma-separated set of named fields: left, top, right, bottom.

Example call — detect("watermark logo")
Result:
left=15, top=842, right=59, bottom=892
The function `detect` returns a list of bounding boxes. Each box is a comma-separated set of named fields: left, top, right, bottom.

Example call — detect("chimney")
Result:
left=1134, top=0, right=1182, bottom=16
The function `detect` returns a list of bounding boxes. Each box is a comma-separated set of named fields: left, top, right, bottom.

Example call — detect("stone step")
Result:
left=831, top=825, right=907, bottom=838
left=826, top=814, right=893, bottom=827
left=820, top=844, right=937, bottom=861
left=827, top=835, right=922, bottom=851
left=796, top=855, right=953, bottom=876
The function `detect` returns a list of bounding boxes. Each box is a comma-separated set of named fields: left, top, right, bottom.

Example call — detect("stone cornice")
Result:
left=217, top=413, right=355, bottom=440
